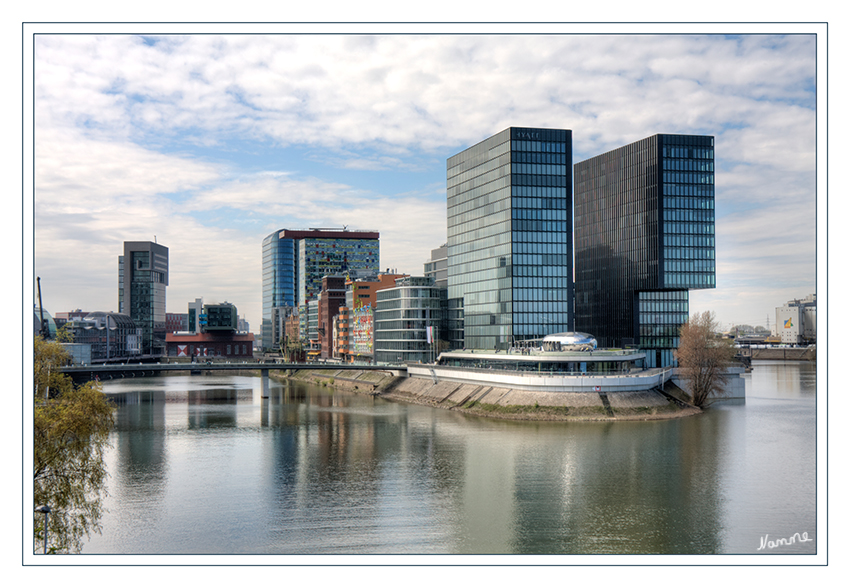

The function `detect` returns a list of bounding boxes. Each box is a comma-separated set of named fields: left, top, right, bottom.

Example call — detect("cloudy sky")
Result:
left=28, top=24, right=822, bottom=333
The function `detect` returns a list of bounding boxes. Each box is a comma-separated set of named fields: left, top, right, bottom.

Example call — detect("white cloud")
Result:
left=35, top=35, right=815, bottom=153
left=32, top=32, right=817, bottom=330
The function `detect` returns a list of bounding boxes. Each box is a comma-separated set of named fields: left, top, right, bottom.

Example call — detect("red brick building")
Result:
left=318, top=276, right=346, bottom=359
left=166, top=312, right=188, bottom=333
left=165, top=332, right=254, bottom=359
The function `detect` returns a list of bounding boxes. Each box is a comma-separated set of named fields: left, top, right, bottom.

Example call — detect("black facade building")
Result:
left=574, top=134, right=715, bottom=367
left=447, top=127, right=573, bottom=351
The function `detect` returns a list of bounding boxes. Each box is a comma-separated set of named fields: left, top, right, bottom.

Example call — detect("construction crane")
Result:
left=36, top=276, right=50, bottom=339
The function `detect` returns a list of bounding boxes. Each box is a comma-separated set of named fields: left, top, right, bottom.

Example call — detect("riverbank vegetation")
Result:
left=33, top=337, right=114, bottom=553
left=676, top=311, right=736, bottom=408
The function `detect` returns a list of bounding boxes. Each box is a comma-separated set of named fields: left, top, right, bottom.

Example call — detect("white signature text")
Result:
left=758, top=532, right=813, bottom=551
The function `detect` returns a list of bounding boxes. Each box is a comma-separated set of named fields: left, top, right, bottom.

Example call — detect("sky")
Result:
left=27, top=24, right=822, bottom=334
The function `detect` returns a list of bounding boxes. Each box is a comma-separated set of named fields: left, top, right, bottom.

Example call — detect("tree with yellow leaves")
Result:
left=33, top=337, right=114, bottom=553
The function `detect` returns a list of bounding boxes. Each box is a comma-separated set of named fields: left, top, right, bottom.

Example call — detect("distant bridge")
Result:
left=58, top=361, right=407, bottom=398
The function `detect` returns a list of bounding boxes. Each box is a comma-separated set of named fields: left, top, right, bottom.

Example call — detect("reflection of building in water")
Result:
left=112, top=396, right=168, bottom=504
left=187, top=391, right=239, bottom=428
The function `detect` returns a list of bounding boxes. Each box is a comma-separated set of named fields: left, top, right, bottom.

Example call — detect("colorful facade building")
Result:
left=336, top=273, right=407, bottom=363
left=261, top=228, right=380, bottom=351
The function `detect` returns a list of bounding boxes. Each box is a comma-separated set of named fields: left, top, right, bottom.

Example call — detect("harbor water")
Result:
left=81, top=360, right=817, bottom=556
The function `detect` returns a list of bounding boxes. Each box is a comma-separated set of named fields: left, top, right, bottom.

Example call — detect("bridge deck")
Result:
left=59, top=362, right=404, bottom=376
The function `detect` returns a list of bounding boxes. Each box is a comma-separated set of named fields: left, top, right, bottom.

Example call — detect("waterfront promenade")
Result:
left=59, top=356, right=743, bottom=420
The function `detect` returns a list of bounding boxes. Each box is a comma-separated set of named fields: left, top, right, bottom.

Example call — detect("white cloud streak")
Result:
left=32, top=32, right=817, bottom=329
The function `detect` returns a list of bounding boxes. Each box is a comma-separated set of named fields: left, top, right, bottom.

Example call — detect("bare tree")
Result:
left=676, top=311, right=736, bottom=407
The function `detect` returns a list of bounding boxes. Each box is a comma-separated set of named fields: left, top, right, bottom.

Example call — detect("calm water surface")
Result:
left=82, top=361, right=817, bottom=555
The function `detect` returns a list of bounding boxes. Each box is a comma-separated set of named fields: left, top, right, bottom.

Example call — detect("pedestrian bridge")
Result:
left=59, top=361, right=407, bottom=398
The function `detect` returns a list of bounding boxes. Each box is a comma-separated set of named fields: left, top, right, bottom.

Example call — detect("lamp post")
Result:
left=35, top=505, right=51, bottom=554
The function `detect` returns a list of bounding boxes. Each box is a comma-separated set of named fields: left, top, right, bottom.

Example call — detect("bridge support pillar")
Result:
left=261, top=368, right=270, bottom=398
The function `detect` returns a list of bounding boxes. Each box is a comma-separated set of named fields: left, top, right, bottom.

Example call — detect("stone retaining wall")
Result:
left=279, top=367, right=700, bottom=421
left=380, top=374, right=696, bottom=421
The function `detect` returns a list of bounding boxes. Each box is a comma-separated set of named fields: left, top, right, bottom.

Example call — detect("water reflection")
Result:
left=85, top=364, right=817, bottom=555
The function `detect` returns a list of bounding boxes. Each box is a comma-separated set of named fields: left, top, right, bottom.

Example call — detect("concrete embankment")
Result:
left=744, top=347, right=816, bottom=361
left=277, top=367, right=700, bottom=422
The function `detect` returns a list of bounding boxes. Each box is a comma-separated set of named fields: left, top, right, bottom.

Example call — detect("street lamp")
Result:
left=34, top=505, right=51, bottom=554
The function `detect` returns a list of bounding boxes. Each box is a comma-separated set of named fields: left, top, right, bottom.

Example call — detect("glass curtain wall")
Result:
left=574, top=134, right=662, bottom=348
left=509, top=129, right=573, bottom=340
left=447, top=127, right=572, bottom=351
left=261, top=231, right=296, bottom=351
left=660, top=135, right=716, bottom=289
left=374, top=277, right=443, bottom=364
left=121, top=242, right=168, bottom=356
left=297, top=238, right=380, bottom=308
left=574, top=134, right=715, bottom=367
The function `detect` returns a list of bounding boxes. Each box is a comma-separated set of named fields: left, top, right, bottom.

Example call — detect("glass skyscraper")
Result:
left=118, top=241, right=168, bottom=356
left=262, top=228, right=379, bottom=351
left=574, top=133, right=715, bottom=367
left=447, top=127, right=573, bottom=350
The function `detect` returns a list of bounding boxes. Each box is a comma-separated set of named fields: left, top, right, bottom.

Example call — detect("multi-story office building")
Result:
left=119, top=241, right=169, bottom=356
left=374, top=276, right=444, bottom=364
left=447, top=127, right=573, bottom=350
left=203, top=302, right=239, bottom=331
left=424, top=244, right=448, bottom=289
left=305, top=299, right=320, bottom=361
left=187, top=298, right=203, bottom=334
left=261, top=228, right=380, bottom=351
left=237, top=316, right=250, bottom=334
left=574, top=133, right=716, bottom=367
